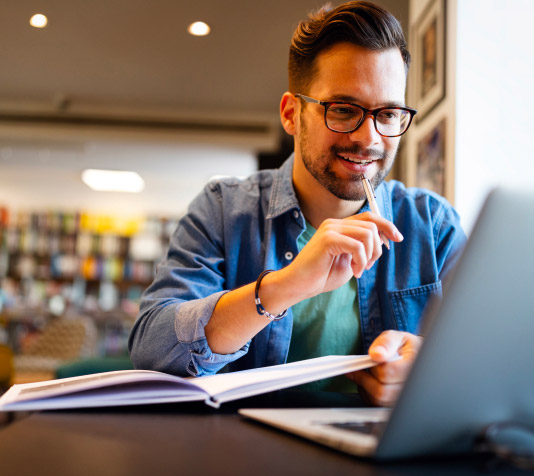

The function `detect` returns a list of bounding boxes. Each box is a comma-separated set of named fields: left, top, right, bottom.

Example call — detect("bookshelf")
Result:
left=0, top=206, right=178, bottom=374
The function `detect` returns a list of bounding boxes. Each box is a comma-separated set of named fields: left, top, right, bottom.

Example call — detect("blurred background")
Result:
left=0, top=0, right=532, bottom=386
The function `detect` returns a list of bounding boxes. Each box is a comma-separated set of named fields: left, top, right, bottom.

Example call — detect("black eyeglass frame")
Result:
left=295, top=93, right=417, bottom=138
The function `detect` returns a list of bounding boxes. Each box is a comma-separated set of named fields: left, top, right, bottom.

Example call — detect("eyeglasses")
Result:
left=295, top=94, right=417, bottom=138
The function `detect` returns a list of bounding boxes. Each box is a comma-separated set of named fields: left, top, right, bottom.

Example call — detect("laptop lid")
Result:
left=240, top=188, right=534, bottom=460
left=376, top=187, right=534, bottom=459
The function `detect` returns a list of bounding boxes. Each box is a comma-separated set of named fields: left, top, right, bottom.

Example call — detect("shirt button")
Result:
left=293, top=210, right=299, bottom=219
left=284, top=251, right=294, bottom=260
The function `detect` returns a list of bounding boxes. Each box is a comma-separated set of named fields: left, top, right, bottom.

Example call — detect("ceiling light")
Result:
left=30, top=13, right=48, bottom=28
left=81, top=169, right=145, bottom=193
left=188, top=21, right=210, bottom=36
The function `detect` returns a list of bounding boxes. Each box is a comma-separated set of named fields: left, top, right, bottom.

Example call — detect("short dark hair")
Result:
left=288, top=1, right=410, bottom=93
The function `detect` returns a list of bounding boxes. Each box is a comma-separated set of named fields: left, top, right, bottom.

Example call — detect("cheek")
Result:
left=299, top=114, right=322, bottom=147
left=298, top=112, right=353, bottom=154
left=384, top=138, right=401, bottom=157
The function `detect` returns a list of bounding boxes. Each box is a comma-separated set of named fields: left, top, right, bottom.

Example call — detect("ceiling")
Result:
left=0, top=0, right=409, bottom=216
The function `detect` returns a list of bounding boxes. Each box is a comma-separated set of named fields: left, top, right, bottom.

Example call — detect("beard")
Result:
left=299, top=117, right=397, bottom=202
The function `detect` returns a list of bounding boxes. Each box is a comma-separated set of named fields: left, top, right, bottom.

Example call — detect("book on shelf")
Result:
left=0, top=355, right=375, bottom=411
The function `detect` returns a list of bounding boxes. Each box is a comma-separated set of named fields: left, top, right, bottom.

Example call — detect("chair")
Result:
left=14, top=316, right=97, bottom=376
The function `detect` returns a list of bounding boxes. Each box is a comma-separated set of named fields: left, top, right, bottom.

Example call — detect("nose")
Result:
left=347, top=114, right=381, bottom=147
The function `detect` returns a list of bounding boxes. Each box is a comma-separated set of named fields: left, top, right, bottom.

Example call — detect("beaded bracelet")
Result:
left=254, top=270, right=288, bottom=321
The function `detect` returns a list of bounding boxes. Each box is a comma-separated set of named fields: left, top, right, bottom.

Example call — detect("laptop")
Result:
left=239, top=187, right=534, bottom=460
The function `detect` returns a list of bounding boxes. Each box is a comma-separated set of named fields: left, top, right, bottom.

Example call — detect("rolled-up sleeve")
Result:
left=129, top=290, right=249, bottom=376
left=128, top=182, right=250, bottom=377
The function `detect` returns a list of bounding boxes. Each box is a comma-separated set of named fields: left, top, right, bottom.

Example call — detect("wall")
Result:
left=454, top=0, right=534, bottom=231
left=407, top=0, right=534, bottom=232
left=405, top=0, right=457, bottom=208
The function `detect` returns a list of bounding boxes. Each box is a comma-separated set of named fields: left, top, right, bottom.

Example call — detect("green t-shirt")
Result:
left=287, top=221, right=363, bottom=393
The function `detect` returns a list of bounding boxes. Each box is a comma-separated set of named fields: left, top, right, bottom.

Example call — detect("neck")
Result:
left=292, top=155, right=365, bottom=229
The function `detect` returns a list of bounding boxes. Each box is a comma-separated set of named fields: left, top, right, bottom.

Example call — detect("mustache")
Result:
left=331, top=145, right=386, bottom=160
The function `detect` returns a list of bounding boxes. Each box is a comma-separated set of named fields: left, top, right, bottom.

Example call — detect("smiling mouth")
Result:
left=338, top=154, right=374, bottom=166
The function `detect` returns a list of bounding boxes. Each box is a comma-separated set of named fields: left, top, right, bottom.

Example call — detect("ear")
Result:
left=280, top=92, right=298, bottom=136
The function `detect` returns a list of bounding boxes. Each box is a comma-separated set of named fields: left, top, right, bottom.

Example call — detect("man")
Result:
left=129, top=1, right=466, bottom=406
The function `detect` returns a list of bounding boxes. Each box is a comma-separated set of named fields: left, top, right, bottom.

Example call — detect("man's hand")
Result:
left=207, top=213, right=402, bottom=355
left=282, top=212, right=403, bottom=302
left=346, top=331, right=423, bottom=407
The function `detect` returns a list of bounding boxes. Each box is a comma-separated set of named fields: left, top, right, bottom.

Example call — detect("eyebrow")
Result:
left=325, top=94, right=406, bottom=108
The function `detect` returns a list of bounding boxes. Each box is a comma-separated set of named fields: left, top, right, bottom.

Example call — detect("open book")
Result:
left=0, top=355, right=374, bottom=411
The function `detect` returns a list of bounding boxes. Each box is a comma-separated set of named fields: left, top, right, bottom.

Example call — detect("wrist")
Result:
left=258, top=266, right=314, bottom=311
left=255, top=270, right=288, bottom=321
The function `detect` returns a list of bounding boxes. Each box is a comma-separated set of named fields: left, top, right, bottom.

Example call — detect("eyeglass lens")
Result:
left=326, top=104, right=411, bottom=136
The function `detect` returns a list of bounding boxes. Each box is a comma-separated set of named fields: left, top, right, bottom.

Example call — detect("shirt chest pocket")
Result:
left=388, top=281, right=442, bottom=334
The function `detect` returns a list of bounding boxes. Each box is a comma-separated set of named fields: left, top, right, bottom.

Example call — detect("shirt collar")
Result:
left=266, top=154, right=301, bottom=220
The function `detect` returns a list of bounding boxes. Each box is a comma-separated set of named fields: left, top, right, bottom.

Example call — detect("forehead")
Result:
left=309, top=42, right=407, bottom=106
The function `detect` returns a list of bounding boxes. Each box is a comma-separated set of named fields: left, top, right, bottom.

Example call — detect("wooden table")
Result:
left=0, top=391, right=524, bottom=476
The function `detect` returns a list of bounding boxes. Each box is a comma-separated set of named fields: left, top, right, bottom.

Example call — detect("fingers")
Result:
left=368, top=330, right=422, bottom=364
left=312, top=213, right=402, bottom=272
left=353, top=211, right=404, bottom=244
left=318, top=218, right=385, bottom=276
left=347, top=370, right=402, bottom=407
left=285, top=214, right=401, bottom=298
left=344, top=212, right=403, bottom=271
left=346, top=331, right=423, bottom=407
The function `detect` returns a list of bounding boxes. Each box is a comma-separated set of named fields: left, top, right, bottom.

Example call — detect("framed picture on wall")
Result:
left=412, top=0, right=445, bottom=121
left=416, top=117, right=446, bottom=197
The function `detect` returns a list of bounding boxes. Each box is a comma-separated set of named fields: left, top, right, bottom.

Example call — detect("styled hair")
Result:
left=288, top=1, right=410, bottom=92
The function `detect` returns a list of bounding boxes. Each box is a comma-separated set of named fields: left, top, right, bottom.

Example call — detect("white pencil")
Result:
left=361, top=175, right=390, bottom=250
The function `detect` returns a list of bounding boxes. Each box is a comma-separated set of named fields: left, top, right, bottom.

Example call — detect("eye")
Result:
left=377, top=109, right=402, bottom=123
left=327, top=104, right=361, bottom=118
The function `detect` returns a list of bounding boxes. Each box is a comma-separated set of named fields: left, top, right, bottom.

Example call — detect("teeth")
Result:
left=341, top=155, right=372, bottom=165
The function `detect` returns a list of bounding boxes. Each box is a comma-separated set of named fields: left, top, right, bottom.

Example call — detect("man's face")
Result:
left=294, top=43, right=407, bottom=201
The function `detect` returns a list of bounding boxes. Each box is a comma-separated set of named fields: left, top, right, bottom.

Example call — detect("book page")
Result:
left=0, top=370, right=203, bottom=408
left=2, top=380, right=207, bottom=411
left=193, top=355, right=375, bottom=406
left=0, top=355, right=376, bottom=411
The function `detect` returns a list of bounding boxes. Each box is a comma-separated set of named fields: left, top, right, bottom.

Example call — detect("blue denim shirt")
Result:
left=129, top=155, right=466, bottom=377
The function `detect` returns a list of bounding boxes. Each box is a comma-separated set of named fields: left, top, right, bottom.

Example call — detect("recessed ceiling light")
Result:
left=188, top=21, right=210, bottom=36
left=81, top=169, right=145, bottom=193
left=30, top=13, right=48, bottom=28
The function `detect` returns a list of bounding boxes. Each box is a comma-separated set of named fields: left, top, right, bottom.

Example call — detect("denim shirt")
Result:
left=129, top=155, right=466, bottom=377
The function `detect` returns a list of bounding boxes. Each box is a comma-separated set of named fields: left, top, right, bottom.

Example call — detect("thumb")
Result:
left=368, top=331, right=406, bottom=363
